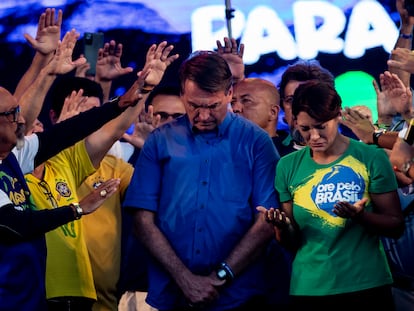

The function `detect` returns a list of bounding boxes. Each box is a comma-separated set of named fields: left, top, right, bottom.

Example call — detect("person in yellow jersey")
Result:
left=24, top=41, right=178, bottom=310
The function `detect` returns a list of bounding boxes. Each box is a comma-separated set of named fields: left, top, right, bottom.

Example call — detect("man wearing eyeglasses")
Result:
left=124, top=51, right=279, bottom=311
left=0, top=81, right=139, bottom=311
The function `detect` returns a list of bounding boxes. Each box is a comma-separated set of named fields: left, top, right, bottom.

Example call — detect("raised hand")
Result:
left=56, top=89, right=88, bottom=123
left=378, top=71, right=412, bottom=119
left=340, top=107, right=375, bottom=144
left=141, top=41, right=179, bottom=88
left=388, top=48, right=414, bottom=74
left=79, top=178, right=121, bottom=215
left=216, top=37, right=245, bottom=82
left=95, top=40, right=134, bottom=81
left=122, top=107, right=157, bottom=149
left=45, top=29, right=86, bottom=75
left=118, top=41, right=179, bottom=109
left=74, top=55, right=91, bottom=78
left=24, top=8, right=62, bottom=55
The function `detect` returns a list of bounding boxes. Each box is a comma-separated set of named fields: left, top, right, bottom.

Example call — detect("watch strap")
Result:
left=70, top=203, right=83, bottom=220
left=216, top=262, right=235, bottom=283
left=372, top=130, right=385, bottom=145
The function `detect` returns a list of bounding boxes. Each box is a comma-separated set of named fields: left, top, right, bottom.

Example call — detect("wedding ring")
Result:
left=100, top=189, right=108, bottom=197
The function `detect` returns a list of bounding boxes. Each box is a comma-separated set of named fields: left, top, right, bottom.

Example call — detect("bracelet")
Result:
left=400, top=33, right=413, bottom=39
left=140, top=84, right=155, bottom=94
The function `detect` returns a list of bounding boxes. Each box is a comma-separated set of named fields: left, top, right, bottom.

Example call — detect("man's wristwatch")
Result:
left=216, top=262, right=235, bottom=283
left=70, top=203, right=83, bottom=220
left=372, top=129, right=385, bottom=145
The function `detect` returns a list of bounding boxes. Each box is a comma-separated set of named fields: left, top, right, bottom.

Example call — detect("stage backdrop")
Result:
left=0, top=0, right=404, bottom=124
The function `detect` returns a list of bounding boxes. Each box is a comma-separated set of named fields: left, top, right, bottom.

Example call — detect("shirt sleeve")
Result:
left=251, top=132, right=279, bottom=209
left=0, top=189, right=76, bottom=242
left=34, top=99, right=124, bottom=166
left=12, top=134, right=39, bottom=174
left=123, top=133, right=161, bottom=212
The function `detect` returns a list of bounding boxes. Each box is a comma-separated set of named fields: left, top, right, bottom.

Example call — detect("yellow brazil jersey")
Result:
left=25, top=140, right=97, bottom=300
left=79, top=155, right=134, bottom=311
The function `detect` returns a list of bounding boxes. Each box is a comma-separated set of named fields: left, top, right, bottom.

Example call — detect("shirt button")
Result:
left=202, top=181, right=207, bottom=186
left=196, top=249, right=200, bottom=254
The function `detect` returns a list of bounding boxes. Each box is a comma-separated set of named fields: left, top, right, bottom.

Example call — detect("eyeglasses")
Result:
left=154, top=112, right=185, bottom=121
left=282, top=96, right=294, bottom=105
left=0, top=106, right=20, bottom=123
left=38, top=180, right=58, bottom=209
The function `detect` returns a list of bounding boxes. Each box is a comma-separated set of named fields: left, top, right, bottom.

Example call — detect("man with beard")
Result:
left=0, top=55, right=148, bottom=311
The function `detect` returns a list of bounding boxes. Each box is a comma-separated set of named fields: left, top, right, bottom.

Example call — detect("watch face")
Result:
left=216, top=268, right=227, bottom=280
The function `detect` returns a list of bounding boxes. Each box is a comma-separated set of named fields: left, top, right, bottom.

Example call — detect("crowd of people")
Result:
left=1, top=0, right=414, bottom=310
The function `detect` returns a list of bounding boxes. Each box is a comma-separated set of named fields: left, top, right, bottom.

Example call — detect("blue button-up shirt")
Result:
left=124, top=112, right=279, bottom=310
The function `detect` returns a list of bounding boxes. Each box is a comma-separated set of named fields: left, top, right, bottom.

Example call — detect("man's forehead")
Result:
left=0, top=87, right=18, bottom=111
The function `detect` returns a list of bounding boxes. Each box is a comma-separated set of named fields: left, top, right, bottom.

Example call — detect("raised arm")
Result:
left=19, top=29, right=86, bottom=134
left=14, top=8, right=62, bottom=100
left=85, top=41, right=179, bottom=167
left=216, top=37, right=245, bottom=83
left=387, top=0, right=414, bottom=87
left=0, top=178, right=120, bottom=242
left=95, top=40, right=134, bottom=102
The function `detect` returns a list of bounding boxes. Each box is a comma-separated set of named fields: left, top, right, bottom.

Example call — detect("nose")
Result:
left=17, top=113, right=25, bottom=125
left=198, top=108, right=212, bottom=121
left=309, top=128, right=320, bottom=140
left=231, top=101, right=243, bottom=114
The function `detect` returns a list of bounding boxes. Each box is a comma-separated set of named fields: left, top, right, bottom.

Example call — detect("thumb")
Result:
left=211, top=278, right=226, bottom=287
left=356, top=197, right=368, bottom=206
left=24, top=33, right=37, bottom=48
left=256, top=206, right=267, bottom=213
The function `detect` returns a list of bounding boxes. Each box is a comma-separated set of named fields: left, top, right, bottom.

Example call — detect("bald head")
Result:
left=232, top=78, right=280, bottom=136
left=0, top=87, right=25, bottom=158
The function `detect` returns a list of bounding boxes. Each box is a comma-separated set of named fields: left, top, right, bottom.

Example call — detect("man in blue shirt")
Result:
left=123, top=51, right=279, bottom=310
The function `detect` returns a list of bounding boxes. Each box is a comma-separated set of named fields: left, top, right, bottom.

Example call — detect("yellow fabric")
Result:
left=79, top=155, right=134, bottom=311
left=25, top=140, right=97, bottom=300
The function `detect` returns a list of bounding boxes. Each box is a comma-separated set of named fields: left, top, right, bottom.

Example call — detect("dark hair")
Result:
left=278, top=60, right=334, bottom=109
left=292, top=80, right=341, bottom=123
left=145, top=84, right=181, bottom=109
left=178, top=51, right=232, bottom=95
left=48, top=76, right=104, bottom=117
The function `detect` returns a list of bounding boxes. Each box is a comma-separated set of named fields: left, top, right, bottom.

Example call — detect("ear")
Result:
left=225, top=86, right=233, bottom=101
left=269, top=104, right=280, bottom=121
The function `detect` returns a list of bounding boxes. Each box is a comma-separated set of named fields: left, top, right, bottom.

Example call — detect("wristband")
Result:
left=400, top=33, right=413, bottom=39
left=140, top=84, right=155, bottom=94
